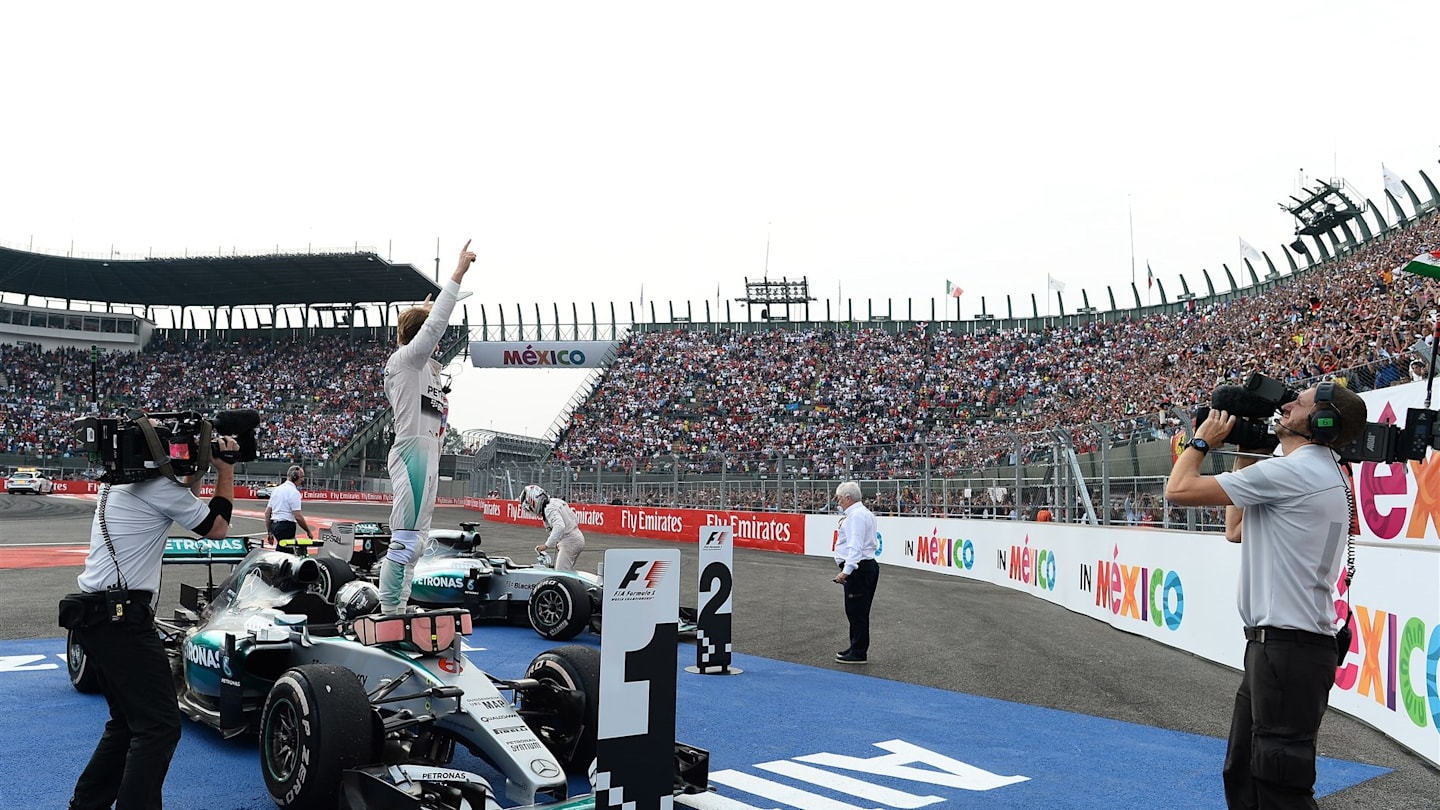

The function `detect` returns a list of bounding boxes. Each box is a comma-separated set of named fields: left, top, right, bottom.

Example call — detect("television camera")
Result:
left=72, top=408, right=260, bottom=484
left=1194, top=372, right=1439, bottom=465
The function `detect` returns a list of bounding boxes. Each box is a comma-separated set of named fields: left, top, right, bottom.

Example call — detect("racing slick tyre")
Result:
left=528, top=577, right=592, bottom=641
left=310, top=555, right=356, bottom=601
left=66, top=629, right=101, bottom=694
left=521, top=644, right=600, bottom=772
left=261, top=663, right=377, bottom=807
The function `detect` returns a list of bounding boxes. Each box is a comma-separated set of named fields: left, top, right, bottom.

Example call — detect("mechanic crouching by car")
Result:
left=521, top=484, right=586, bottom=571
left=62, top=435, right=238, bottom=810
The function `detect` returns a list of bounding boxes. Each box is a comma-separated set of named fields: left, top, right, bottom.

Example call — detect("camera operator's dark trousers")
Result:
left=1223, top=627, right=1337, bottom=810
left=841, top=559, right=879, bottom=657
left=69, top=594, right=183, bottom=810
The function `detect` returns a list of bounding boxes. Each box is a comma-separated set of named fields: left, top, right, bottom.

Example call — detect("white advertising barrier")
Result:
left=693, top=525, right=737, bottom=674
left=597, top=549, right=681, bottom=810
left=801, top=514, right=1440, bottom=766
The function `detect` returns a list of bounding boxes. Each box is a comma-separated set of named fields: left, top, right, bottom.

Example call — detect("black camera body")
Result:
left=1197, top=371, right=1440, bottom=465
left=72, top=409, right=260, bottom=485
left=1193, top=372, right=1295, bottom=452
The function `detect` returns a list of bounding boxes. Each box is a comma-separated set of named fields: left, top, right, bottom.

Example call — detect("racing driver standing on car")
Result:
left=378, top=239, right=474, bottom=614
left=67, top=435, right=238, bottom=810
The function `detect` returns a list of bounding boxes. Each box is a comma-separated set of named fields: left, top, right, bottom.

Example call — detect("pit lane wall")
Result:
left=470, top=497, right=804, bottom=553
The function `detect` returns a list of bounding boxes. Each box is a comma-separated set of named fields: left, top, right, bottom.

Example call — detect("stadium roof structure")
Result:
left=0, top=246, right=441, bottom=308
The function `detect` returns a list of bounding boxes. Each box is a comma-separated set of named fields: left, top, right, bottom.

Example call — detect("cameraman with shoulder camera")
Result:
left=1166, top=380, right=1366, bottom=810
left=66, top=431, right=238, bottom=810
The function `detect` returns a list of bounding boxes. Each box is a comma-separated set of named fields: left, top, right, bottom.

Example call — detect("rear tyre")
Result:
left=522, top=644, right=600, bottom=771
left=528, top=577, right=592, bottom=640
left=260, top=664, right=376, bottom=807
left=66, top=629, right=101, bottom=694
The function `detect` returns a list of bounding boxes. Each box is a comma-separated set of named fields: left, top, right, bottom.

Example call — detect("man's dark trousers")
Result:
left=69, top=599, right=182, bottom=810
left=842, top=559, right=879, bottom=657
left=1222, top=630, right=1337, bottom=809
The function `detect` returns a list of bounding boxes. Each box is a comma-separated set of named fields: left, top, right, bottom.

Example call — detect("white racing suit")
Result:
left=540, top=497, right=586, bottom=572
left=379, top=279, right=458, bottom=614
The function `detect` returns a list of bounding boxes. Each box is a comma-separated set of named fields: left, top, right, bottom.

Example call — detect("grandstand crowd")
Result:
left=553, top=214, right=1440, bottom=484
left=0, top=337, right=391, bottom=463
left=2, top=212, right=1436, bottom=523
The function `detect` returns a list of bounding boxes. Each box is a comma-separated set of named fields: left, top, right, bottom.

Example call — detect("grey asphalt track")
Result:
left=2, top=493, right=1435, bottom=808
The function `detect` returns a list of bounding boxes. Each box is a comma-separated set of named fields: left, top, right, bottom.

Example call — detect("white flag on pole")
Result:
left=1047, top=274, right=1065, bottom=293
left=1239, top=238, right=1263, bottom=263
left=1382, top=164, right=1406, bottom=199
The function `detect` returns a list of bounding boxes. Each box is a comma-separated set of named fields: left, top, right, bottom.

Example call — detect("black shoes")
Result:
left=835, top=651, right=868, bottom=664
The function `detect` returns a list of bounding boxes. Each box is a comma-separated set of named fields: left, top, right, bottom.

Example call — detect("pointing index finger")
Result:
left=461, top=239, right=471, bottom=253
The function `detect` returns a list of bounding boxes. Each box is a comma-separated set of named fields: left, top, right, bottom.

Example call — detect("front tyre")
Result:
left=310, top=555, right=356, bottom=601
left=528, top=577, right=592, bottom=640
left=66, top=629, right=101, bottom=694
left=260, top=664, right=376, bottom=807
left=521, top=645, right=600, bottom=771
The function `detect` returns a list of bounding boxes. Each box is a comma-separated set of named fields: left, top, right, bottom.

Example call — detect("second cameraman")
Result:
left=1165, top=382, right=1366, bottom=809
left=65, top=434, right=238, bottom=810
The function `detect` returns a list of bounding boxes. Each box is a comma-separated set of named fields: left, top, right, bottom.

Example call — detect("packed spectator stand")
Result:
left=2, top=212, right=1437, bottom=522
left=550, top=212, right=1440, bottom=507
left=0, top=336, right=391, bottom=464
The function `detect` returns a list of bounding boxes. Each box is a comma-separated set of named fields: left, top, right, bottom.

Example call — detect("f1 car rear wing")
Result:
left=162, top=536, right=252, bottom=563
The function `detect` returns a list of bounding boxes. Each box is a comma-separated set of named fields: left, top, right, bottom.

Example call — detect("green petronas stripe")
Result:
left=405, top=450, right=427, bottom=525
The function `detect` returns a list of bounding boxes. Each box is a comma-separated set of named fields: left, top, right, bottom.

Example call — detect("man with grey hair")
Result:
left=832, top=480, right=879, bottom=664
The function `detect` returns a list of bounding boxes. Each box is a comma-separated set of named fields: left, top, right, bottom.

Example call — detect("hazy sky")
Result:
left=4, top=2, right=1438, bottom=436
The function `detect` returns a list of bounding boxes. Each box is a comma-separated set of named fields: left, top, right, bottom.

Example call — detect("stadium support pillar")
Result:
left=1402, top=178, right=1427, bottom=213
left=1262, top=253, right=1280, bottom=282
left=1418, top=170, right=1440, bottom=210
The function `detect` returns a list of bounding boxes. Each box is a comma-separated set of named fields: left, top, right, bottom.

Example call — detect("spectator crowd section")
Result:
left=0, top=336, right=392, bottom=464
left=2, top=214, right=1438, bottom=499
left=554, top=214, right=1440, bottom=482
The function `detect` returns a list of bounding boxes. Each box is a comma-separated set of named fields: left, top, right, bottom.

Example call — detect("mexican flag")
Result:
left=946, top=280, right=963, bottom=298
left=1400, top=251, right=1440, bottom=279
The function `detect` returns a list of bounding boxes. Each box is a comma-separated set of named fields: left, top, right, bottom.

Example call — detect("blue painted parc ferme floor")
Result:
left=0, top=627, right=1387, bottom=809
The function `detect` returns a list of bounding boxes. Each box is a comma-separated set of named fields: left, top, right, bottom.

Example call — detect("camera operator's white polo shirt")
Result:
left=77, top=478, right=210, bottom=595
left=268, top=481, right=303, bottom=522
left=1215, top=443, right=1349, bottom=636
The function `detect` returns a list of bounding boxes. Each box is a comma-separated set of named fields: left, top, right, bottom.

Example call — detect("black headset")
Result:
left=1309, top=381, right=1342, bottom=445
left=287, top=465, right=304, bottom=483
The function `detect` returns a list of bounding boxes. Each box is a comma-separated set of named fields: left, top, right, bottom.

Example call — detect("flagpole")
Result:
left=1128, top=194, right=1136, bottom=289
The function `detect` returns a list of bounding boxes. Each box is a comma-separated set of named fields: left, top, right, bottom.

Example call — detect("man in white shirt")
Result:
left=264, top=465, right=313, bottom=551
left=832, top=480, right=879, bottom=664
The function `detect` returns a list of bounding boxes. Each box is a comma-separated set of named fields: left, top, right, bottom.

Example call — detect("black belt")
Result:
left=1243, top=626, right=1334, bottom=647
left=85, top=590, right=153, bottom=606
left=837, top=559, right=878, bottom=569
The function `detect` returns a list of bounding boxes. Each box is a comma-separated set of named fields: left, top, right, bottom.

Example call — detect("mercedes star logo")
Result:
left=530, top=759, right=562, bottom=779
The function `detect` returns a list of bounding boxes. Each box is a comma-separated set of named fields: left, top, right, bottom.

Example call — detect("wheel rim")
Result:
left=67, top=638, right=83, bottom=675
left=265, top=697, right=302, bottom=782
left=528, top=671, right=580, bottom=755
left=533, top=588, right=567, bottom=628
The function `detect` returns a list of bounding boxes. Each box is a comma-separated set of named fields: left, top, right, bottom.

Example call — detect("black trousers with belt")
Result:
left=840, top=559, right=879, bottom=656
left=1223, top=626, right=1338, bottom=810
left=69, top=591, right=183, bottom=810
